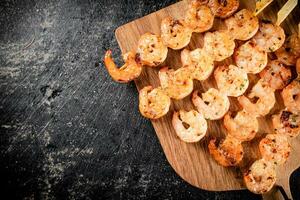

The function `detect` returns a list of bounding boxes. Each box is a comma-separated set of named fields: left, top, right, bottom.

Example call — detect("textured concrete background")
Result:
left=0, top=0, right=298, bottom=199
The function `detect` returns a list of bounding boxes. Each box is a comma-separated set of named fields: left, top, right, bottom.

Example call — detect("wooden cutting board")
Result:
left=114, top=0, right=300, bottom=199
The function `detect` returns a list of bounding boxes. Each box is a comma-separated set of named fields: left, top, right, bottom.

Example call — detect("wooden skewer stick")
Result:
left=254, top=0, right=273, bottom=16
left=276, top=0, right=298, bottom=25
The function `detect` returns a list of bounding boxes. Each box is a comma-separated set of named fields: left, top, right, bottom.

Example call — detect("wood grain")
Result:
left=115, top=0, right=300, bottom=198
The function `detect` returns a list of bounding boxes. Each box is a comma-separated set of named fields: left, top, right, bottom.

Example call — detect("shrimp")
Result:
left=181, top=48, right=214, bottom=81
left=259, top=134, right=291, bottom=165
left=259, top=60, right=291, bottom=90
left=252, top=22, right=285, bottom=52
left=224, top=110, right=258, bottom=141
left=243, top=159, right=276, bottom=194
left=224, top=9, right=259, bottom=41
left=275, top=45, right=297, bottom=66
left=208, top=136, right=244, bottom=167
left=139, top=86, right=171, bottom=119
left=172, top=109, right=207, bottom=143
left=185, top=1, right=214, bottom=33
left=272, top=110, right=300, bottom=138
left=192, top=88, right=230, bottom=120
left=208, top=0, right=239, bottom=18
left=289, top=32, right=300, bottom=57
left=161, top=17, right=192, bottom=50
left=136, top=33, right=168, bottom=67
left=203, top=31, right=235, bottom=61
left=214, top=64, right=249, bottom=97
left=281, top=78, right=300, bottom=114
left=238, top=80, right=275, bottom=116
left=234, top=40, right=268, bottom=74
left=159, top=67, right=193, bottom=100
left=103, top=50, right=142, bottom=83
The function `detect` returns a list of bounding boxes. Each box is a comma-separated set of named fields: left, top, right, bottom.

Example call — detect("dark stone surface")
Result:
left=0, top=0, right=295, bottom=199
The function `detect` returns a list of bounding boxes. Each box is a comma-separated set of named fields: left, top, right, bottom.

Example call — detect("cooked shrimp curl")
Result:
left=214, top=64, right=249, bottom=97
left=272, top=110, right=300, bottom=138
left=137, top=33, right=168, bottom=67
left=259, top=134, right=291, bottom=165
left=208, top=136, right=244, bottom=167
left=208, top=0, right=239, bottom=18
left=185, top=1, right=214, bottom=33
left=281, top=78, right=300, bottom=114
left=244, top=159, right=276, bottom=194
left=172, top=109, right=207, bottom=143
left=161, top=17, right=192, bottom=50
left=259, top=60, right=291, bottom=90
left=225, top=9, right=259, bottom=41
left=238, top=80, right=275, bottom=116
left=139, top=86, right=171, bottom=119
left=104, top=50, right=142, bottom=83
left=224, top=110, right=258, bottom=141
left=159, top=67, right=193, bottom=100
left=192, top=88, right=230, bottom=120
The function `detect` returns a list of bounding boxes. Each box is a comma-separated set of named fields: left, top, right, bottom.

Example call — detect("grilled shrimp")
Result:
left=272, top=110, right=300, bottom=138
left=224, top=9, right=259, bottom=41
left=139, top=86, right=171, bottom=119
left=203, top=31, right=235, bottom=61
left=208, top=136, right=244, bottom=167
left=137, top=33, right=168, bottom=67
left=289, top=32, right=300, bottom=57
left=253, top=22, right=285, bottom=52
left=192, top=88, right=230, bottom=120
left=275, top=45, right=297, bottom=66
left=244, top=159, right=276, bottom=194
left=161, top=17, right=192, bottom=50
left=238, top=80, right=275, bottom=116
left=159, top=67, right=193, bottom=100
left=208, top=0, right=239, bottom=18
left=259, top=134, right=291, bottom=165
left=281, top=78, right=300, bottom=114
left=185, top=1, right=214, bottom=33
left=214, top=64, right=249, bottom=97
left=259, top=60, right=291, bottom=90
left=224, top=110, right=258, bottom=141
left=181, top=48, right=214, bottom=81
left=104, top=50, right=142, bottom=83
left=172, top=109, right=207, bottom=143
left=234, top=40, right=268, bottom=74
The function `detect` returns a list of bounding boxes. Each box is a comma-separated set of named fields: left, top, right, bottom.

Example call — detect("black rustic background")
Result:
left=0, top=0, right=299, bottom=199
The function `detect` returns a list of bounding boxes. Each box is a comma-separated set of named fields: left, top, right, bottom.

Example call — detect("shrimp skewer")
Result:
left=238, top=80, right=275, bottom=116
left=181, top=48, right=214, bottom=81
left=225, top=9, right=259, bottom=41
left=259, top=134, right=291, bottom=165
left=172, top=110, right=207, bottom=143
left=214, top=64, right=249, bottom=97
left=139, top=86, right=171, bottom=119
left=192, top=88, right=230, bottom=120
left=161, top=17, right=192, bottom=50
left=208, top=0, right=239, bottom=18
left=208, top=136, right=244, bottom=167
left=137, top=33, right=168, bottom=67
left=244, top=159, right=276, bottom=194
left=272, top=110, right=300, bottom=138
left=159, top=67, right=193, bottom=100
left=185, top=1, right=214, bottom=33
left=259, top=60, right=291, bottom=90
left=104, top=50, right=142, bottom=83
left=281, top=78, right=300, bottom=114
left=224, top=110, right=258, bottom=141
left=203, top=31, right=235, bottom=62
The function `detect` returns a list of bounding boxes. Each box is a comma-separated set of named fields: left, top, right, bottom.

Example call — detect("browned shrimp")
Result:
left=139, top=86, right=171, bottom=119
left=281, top=78, right=300, bottom=114
left=259, top=60, right=291, bottom=90
left=208, top=0, right=239, bottom=18
left=104, top=50, right=142, bottom=83
left=185, top=1, right=214, bottom=33
left=208, top=136, right=244, bottom=167
left=272, top=110, right=300, bottom=138
left=224, top=110, right=258, bottom=141
left=259, top=134, right=291, bottom=165
left=244, top=159, right=276, bottom=194
left=275, top=45, right=297, bottom=66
